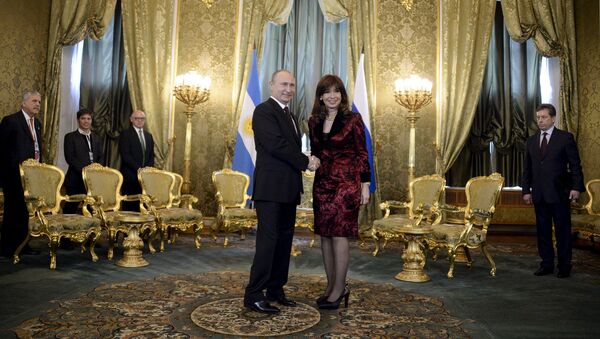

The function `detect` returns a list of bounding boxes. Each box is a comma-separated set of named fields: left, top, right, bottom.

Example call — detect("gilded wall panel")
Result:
left=0, top=0, right=50, bottom=117
left=375, top=0, right=438, bottom=201
left=575, top=0, right=600, bottom=183
left=176, top=0, right=238, bottom=215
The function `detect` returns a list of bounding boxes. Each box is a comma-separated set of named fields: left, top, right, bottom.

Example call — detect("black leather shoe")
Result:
left=534, top=267, right=554, bottom=276
left=268, top=296, right=297, bottom=307
left=557, top=271, right=571, bottom=278
left=244, top=301, right=280, bottom=314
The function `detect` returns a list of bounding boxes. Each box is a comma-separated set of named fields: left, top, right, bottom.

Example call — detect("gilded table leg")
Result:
left=395, top=234, right=430, bottom=282
left=116, top=225, right=149, bottom=268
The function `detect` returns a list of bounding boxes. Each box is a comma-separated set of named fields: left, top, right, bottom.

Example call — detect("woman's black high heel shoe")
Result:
left=316, top=284, right=349, bottom=306
left=318, top=289, right=350, bottom=310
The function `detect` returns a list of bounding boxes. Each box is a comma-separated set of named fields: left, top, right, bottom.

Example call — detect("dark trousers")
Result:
left=534, top=199, right=572, bottom=272
left=244, top=200, right=296, bottom=304
left=0, top=183, right=29, bottom=255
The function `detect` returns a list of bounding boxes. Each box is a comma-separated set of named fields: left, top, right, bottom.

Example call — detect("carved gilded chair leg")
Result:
left=240, top=229, right=246, bottom=241
left=89, top=232, right=100, bottom=262
left=447, top=249, right=456, bottom=279
left=108, top=230, right=116, bottom=260
left=223, top=236, right=229, bottom=247
left=372, top=232, right=380, bottom=256
left=464, top=247, right=473, bottom=267
left=13, top=234, right=31, bottom=264
left=291, top=244, right=301, bottom=257
left=160, top=227, right=169, bottom=252
left=309, top=232, right=315, bottom=248
left=382, top=238, right=389, bottom=250
left=147, top=229, right=157, bottom=254
left=194, top=225, right=202, bottom=248
left=49, top=236, right=59, bottom=270
left=481, top=244, right=496, bottom=276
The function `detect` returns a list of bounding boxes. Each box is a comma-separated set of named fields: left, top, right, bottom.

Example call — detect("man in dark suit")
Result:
left=243, top=70, right=320, bottom=314
left=522, top=103, right=584, bottom=278
left=0, top=91, right=43, bottom=257
left=63, top=108, right=104, bottom=214
left=118, top=110, right=154, bottom=211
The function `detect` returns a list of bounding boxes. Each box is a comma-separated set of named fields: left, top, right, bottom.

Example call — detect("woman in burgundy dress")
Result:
left=308, top=75, right=371, bottom=309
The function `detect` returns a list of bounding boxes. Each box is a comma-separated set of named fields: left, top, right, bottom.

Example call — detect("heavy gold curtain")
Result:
left=43, top=0, right=116, bottom=163
left=121, top=0, right=176, bottom=168
left=501, top=0, right=579, bottom=137
left=437, top=0, right=495, bottom=173
left=228, top=0, right=293, bottom=167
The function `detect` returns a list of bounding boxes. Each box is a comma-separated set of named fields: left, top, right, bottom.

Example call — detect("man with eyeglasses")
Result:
left=118, top=110, right=154, bottom=211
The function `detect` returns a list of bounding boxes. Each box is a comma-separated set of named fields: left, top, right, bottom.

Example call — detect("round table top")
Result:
left=113, top=212, right=155, bottom=223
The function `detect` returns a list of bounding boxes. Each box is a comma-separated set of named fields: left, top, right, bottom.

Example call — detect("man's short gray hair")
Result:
left=22, top=91, right=41, bottom=102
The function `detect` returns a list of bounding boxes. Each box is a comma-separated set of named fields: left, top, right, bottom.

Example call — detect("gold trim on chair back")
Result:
left=138, top=167, right=175, bottom=209
left=83, top=163, right=124, bottom=212
left=171, top=172, right=184, bottom=206
left=212, top=169, right=251, bottom=208
left=20, top=159, right=64, bottom=214
left=465, top=172, right=504, bottom=219
left=408, top=174, right=446, bottom=219
left=585, top=179, right=600, bottom=215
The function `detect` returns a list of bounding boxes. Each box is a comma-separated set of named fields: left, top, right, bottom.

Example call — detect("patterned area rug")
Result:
left=13, top=271, right=470, bottom=338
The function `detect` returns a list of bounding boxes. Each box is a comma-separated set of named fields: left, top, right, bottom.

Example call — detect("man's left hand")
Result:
left=360, top=183, right=370, bottom=205
left=569, top=190, right=580, bottom=201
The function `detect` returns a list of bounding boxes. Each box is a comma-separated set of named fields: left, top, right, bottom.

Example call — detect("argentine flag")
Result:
left=351, top=54, right=376, bottom=193
left=232, top=50, right=261, bottom=195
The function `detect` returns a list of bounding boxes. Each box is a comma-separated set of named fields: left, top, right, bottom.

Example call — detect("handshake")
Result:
left=307, top=155, right=321, bottom=171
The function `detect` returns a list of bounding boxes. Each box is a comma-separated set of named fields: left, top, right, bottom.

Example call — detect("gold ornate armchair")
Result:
left=82, top=163, right=157, bottom=260
left=292, top=171, right=316, bottom=255
left=424, top=172, right=504, bottom=278
left=17, top=159, right=102, bottom=269
left=571, top=179, right=600, bottom=244
left=371, top=174, right=446, bottom=256
left=211, top=168, right=257, bottom=246
left=138, top=167, right=204, bottom=251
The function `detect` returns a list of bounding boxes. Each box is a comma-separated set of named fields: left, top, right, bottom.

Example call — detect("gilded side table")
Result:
left=395, top=226, right=433, bottom=282
left=113, top=213, right=155, bottom=268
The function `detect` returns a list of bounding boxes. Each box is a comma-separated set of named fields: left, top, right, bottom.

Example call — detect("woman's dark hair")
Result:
left=310, top=74, right=350, bottom=123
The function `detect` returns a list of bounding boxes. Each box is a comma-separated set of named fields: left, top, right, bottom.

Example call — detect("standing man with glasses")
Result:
left=522, top=103, right=584, bottom=278
left=0, top=91, right=43, bottom=257
left=63, top=108, right=104, bottom=214
left=118, top=110, right=154, bottom=211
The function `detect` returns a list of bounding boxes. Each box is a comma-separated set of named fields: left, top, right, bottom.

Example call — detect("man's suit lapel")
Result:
left=18, top=113, right=33, bottom=141
left=268, top=98, right=301, bottom=147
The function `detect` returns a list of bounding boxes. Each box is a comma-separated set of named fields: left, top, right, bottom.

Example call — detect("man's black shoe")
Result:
left=244, top=301, right=280, bottom=314
left=21, top=247, right=40, bottom=255
left=534, top=267, right=554, bottom=276
left=267, top=296, right=297, bottom=307
left=557, top=271, right=571, bottom=278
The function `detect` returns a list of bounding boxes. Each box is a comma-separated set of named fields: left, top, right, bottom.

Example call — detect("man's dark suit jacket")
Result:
left=118, top=125, right=154, bottom=194
left=0, top=111, right=42, bottom=254
left=0, top=111, right=42, bottom=181
left=63, top=130, right=104, bottom=194
left=252, top=98, right=308, bottom=204
left=522, top=128, right=584, bottom=203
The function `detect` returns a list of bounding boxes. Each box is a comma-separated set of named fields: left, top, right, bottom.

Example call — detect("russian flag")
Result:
left=232, top=50, right=261, bottom=195
left=351, top=54, right=376, bottom=193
